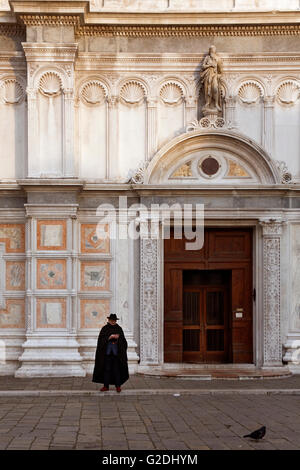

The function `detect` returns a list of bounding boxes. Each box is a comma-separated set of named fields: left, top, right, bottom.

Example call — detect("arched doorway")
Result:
left=139, top=129, right=282, bottom=368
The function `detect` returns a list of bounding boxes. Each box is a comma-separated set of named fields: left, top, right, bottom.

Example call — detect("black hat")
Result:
left=107, top=313, right=119, bottom=321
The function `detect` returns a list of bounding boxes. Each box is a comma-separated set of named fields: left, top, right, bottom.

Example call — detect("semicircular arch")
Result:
left=144, top=129, right=280, bottom=185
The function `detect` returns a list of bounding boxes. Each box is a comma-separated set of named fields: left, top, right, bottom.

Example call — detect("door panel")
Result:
left=164, top=267, right=183, bottom=362
left=182, top=285, right=229, bottom=363
left=164, top=228, right=253, bottom=364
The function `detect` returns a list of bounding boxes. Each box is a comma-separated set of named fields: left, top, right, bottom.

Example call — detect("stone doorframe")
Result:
left=139, top=217, right=285, bottom=368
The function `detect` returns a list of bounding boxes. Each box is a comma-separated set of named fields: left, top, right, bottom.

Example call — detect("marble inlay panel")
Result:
left=37, top=259, right=67, bottom=289
left=6, top=261, right=25, bottom=291
left=0, top=224, right=25, bottom=253
left=36, top=298, right=66, bottom=328
left=0, top=299, right=25, bottom=328
left=37, top=220, right=66, bottom=251
left=80, top=223, right=110, bottom=253
left=80, top=261, right=110, bottom=291
left=80, top=299, right=110, bottom=329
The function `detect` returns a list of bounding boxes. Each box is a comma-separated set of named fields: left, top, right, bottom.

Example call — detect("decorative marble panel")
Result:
left=80, top=224, right=110, bottom=253
left=80, top=261, right=110, bottom=291
left=37, top=220, right=66, bottom=251
left=80, top=299, right=110, bottom=329
left=6, top=261, right=25, bottom=291
left=0, top=224, right=25, bottom=253
left=37, top=259, right=67, bottom=289
left=0, top=300, right=25, bottom=329
left=36, top=298, right=66, bottom=328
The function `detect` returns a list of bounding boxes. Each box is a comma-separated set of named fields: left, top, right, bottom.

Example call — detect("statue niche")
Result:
left=200, top=45, right=224, bottom=124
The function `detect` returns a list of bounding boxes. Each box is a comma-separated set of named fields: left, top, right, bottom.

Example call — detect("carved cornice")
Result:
left=75, top=24, right=300, bottom=38
left=22, top=43, right=78, bottom=62
left=0, top=24, right=25, bottom=38
left=19, top=14, right=81, bottom=26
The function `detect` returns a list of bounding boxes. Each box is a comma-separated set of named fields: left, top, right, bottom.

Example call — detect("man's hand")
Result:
left=109, top=334, right=119, bottom=340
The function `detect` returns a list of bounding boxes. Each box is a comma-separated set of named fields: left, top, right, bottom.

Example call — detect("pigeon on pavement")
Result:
left=243, top=426, right=266, bottom=440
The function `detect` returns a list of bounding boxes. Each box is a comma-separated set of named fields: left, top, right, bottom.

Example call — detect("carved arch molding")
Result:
left=144, top=129, right=281, bottom=185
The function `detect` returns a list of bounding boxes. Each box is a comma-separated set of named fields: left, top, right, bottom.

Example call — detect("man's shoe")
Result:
left=116, top=387, right=121, bottom=393
left=100, top=386, right=109, bottom=392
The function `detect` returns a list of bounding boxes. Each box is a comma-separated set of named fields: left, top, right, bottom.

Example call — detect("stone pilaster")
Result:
left=139, top=219, right=161, bottom=365
left=107, top=96, right=119, bottom=179
left=185, top=97, right=197, bottom=128
left=260, top=218, right=284, bottom=367
left=147, top=98, right=158, bottom=160
left=263, top=96, right=275, bottom=156
left=22, top=43, right=78, bottom=178
left=224, top=96, right=237, bottom=129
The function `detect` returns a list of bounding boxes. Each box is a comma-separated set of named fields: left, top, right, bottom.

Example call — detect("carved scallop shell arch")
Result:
left=238, top=81, right=264, bottom=105
left=160, top=82, right=184, bottom=105
left=276, top=80, right=300, bottom=105
left=119, top=80, right=146, bottom=105
left=0, top=78, right=24, bottom=105
left=39, top=71, right=63, bottom=97
left=80, top=80, right=107, bottom=105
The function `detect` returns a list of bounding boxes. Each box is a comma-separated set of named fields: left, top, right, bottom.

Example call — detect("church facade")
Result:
left=0, top=0, right=300, bottom=377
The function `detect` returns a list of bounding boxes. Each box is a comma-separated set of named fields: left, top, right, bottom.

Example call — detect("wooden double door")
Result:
left=183, top=279, right=229, bottom=363
left=164, top=228, right=253, bottom=364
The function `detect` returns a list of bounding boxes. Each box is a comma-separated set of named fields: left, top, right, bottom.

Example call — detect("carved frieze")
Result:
left=76, top=24, right=300, bottom=38
left=260, top=218, right=284, bottom=366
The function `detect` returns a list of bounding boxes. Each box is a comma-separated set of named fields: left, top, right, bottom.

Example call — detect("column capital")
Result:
left=259, top=217, right=286, bottom=236
left=146, top=98, right=158, bottom=108
left=107, top=95, right=118, bottom=107
left=263, top=95, right=275, bottom=107
left=22, top=43, right=78, bottom=64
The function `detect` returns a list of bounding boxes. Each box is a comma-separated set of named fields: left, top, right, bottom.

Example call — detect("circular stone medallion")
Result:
left=200, top=156, right=220, bottom=177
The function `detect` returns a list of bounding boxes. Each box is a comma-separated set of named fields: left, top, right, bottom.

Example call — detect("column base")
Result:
left=15, top=335, right=86, bottom=378
left=283, top=335, right=300, bottom=373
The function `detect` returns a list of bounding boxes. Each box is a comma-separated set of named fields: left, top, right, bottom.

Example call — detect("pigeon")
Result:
left=243, top=426, right=266, bottom=440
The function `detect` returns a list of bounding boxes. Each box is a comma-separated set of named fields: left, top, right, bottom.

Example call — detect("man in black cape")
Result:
left=92, top=313, right=129, bottom=392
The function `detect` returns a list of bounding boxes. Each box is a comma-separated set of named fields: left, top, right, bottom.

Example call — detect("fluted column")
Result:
left=63, top=88, right=76, bottom=177
left=263, top=96, right=275, bottom=156
left=225, top=96, right=237, bottom=129
left=147, top=98, right=158, bottom=160
left=185, top=97, right=197, bottom=126
left=107, top=95, right=119, bottom=179
left=26, top=88, right=38, bottom=176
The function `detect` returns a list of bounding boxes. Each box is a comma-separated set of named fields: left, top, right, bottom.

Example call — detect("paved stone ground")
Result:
left=1, top=374, right=300, bottom=390
left=0, top=394, right=300, bottom=450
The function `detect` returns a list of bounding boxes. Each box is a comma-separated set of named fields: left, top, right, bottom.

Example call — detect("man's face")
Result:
left=108, top=319, right=117, bottom=325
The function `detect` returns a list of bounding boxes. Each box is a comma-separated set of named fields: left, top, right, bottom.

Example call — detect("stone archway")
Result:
left=138, top=130, right=284, bottom=369
left=144, top=129, right=280, bottom=185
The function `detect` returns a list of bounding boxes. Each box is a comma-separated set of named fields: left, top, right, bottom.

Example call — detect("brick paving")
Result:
left=0, top=374, right=299, bottom=449
left=0, top=394, right=300, bottom=450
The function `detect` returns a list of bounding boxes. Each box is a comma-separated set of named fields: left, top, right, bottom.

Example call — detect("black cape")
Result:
left=92, top=323, right=129, bottom=385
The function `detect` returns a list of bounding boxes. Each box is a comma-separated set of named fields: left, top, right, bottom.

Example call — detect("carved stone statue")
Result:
left=200, top=45, right=223, bottom=114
